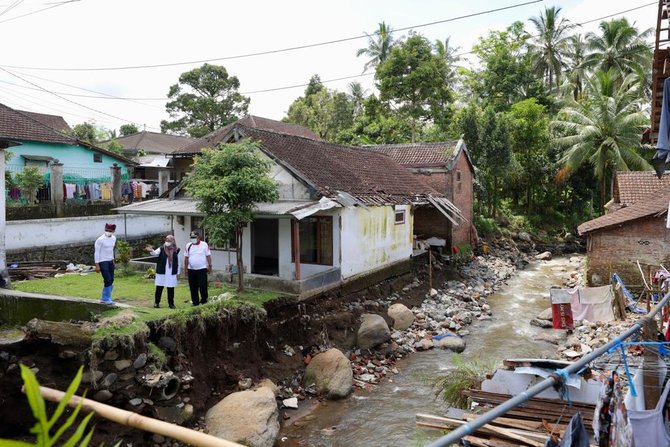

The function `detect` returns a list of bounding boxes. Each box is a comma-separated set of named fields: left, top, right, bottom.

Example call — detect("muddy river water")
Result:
left=279, top=256, right=579, bottom=446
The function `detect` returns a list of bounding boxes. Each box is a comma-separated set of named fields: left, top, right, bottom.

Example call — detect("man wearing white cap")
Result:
left=95, top=223, right=117, bottom=305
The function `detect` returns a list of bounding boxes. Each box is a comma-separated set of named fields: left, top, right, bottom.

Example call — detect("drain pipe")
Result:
left=427, top=290, right=670, bottom=447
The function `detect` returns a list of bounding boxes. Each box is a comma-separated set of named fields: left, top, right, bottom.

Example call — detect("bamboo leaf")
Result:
left=47, top=366, right=84, bottom=430
left=0, top=440, right=35, bottom=446
left=51, top=391, right=88, bottom=443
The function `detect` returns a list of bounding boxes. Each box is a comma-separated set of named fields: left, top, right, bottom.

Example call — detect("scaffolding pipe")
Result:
left=427, top=290, right=670, bottom=447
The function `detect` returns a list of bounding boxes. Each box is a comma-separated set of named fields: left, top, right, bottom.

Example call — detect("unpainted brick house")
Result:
left=578, top=171, right=670, bottom=286
left=365, top=141, right=476, bottom=249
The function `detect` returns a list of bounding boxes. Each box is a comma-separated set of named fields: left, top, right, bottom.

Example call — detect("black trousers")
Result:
left=154, top=286, right=175, bottom=307
left=187, top=268, right=208, bottom=305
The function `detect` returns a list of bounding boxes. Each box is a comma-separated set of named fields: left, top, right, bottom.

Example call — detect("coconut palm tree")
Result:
left=348, top=81, right=367, bottom=116
left=564, top=34, right=587, bottom=100
left=552, top=69, right=651, bottom=211
left=356, top=22, right=395, bottom=73
left=434, top=36, right=461, bottom=85
left=528, top=6, right=573, bottom=91
left=582, top=18, right=652, bottom=76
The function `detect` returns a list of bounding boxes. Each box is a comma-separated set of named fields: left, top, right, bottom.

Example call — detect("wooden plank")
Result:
left=416, top=414, right=544, bottom=447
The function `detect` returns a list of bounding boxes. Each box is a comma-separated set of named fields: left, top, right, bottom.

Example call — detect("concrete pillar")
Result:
left=158, top=169, right=170, bottom=196
left=50, top=159, right=64, bottom=217
left=111, top=163, right=122, bottom=205
left=0, top=149, right=8, bottom=287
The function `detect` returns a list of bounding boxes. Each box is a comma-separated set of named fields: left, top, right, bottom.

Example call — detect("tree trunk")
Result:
left=600, top=174, right=607, bottom=213
left=236, top=226, right=245, bottom=292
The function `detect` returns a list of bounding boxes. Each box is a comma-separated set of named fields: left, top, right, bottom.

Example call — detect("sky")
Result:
left=0, top=0, right=658, bottom=134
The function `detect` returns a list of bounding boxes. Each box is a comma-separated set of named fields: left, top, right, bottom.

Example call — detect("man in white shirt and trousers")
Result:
left=184, top=230, right=212, bottom=306
left=95, top=223, right=117, bottom=305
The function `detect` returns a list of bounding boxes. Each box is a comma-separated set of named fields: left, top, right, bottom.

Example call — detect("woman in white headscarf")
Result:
left=145, top=234, right=180, bottom=308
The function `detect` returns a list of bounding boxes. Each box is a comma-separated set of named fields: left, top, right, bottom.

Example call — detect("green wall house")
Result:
left=0, top=104, right=135, bottom=183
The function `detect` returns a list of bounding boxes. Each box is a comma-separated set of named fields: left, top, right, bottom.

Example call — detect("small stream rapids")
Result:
left=279, top=256, right=581, bottom=447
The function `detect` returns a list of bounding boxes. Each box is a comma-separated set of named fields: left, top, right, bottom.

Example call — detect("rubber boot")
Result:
left=108, top=285, right=116, bottom=305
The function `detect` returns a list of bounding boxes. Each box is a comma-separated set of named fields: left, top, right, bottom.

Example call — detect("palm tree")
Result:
left=582, top=18, right=652, bottom=75
left=564, top=34, right=587, bottom=100
left=528, top=6, right=573, bottom=91
left=552, top=69, right=651, bottom=211
left=434, top=36, right=461, bottom=85
left=356, top=22, right=395, bottom=73
left=348, top=81, right=367, bottom=116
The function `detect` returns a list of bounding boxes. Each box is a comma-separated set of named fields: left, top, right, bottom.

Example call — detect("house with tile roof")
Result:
left=0, top=103, right=135, bottom=203
left=110, top=131, right=196, bottom=196
left=578, top=171, right=670, bottom=286
left=365, top=140, right=475, bottom=248
left=118, top=117, right=463, bottom=297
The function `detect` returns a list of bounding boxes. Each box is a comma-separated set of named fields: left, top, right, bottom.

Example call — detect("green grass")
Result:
left=13, top=271, right=281, bottom=309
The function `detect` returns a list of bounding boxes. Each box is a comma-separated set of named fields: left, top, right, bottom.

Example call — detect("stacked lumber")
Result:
left=8, top=260, right=67, bottom=281
left=416, top=390, right=597, bottom=446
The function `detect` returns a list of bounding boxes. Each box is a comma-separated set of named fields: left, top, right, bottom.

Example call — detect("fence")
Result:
left=6, top=164, right=131, bottom=206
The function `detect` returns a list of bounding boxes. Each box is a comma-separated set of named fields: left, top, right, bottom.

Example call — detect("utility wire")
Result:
left=0, top=0, right=543, bottom=71
left=0, top=66, right=160, bottom=130
left=0, top=0, right=25, bottom=18
left=0, top=0, right=79, bottom=24
left=0, top=1, right=656, bottom=101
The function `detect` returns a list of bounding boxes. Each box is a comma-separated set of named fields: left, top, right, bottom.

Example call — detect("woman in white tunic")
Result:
left=145, top=235, right=180, bottom=308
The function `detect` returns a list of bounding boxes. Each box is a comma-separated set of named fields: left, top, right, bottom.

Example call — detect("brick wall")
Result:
left=450, top=153, right=474, bottom=246
left=586, top=215, right=670, bottom=286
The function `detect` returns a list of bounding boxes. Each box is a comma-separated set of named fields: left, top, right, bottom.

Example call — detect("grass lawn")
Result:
left=13, top=270, right=283, bottom=310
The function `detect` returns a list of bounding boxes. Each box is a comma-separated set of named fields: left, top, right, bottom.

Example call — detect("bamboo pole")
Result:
left=35, top=385, right=245, bottom=447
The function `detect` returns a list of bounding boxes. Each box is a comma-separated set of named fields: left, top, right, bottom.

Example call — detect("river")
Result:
left=279, top=256, right=580, bottom=447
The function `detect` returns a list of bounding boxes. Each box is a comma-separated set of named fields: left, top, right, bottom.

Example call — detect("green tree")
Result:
left=185, top=140, right=279, bottom=291
left=466, top=22, right=548, bottom=112
left=336, top=95, right=413, bottom=145
left=564, top=34, right=587, bottom=100
left=119, top=124, right=139, bottom=136
left=528, top=6, right=573, bottom=91
left=70, top=121, right=109, bottom=144
left=552, top=70, right=651, bottom=211
left=102, top=139, right=124, bottom=155
left=348, top=81, right=367, bottom=116
left=434, top=36, right=461, bottom=87
left=16, top=166, right=44, bottom=204
left=161, top=64, right=250, bottom=138
left=479, top=108, right=512, bottom=218
left=583, top=18, right=652, bottom=76
left=508, top=98, right=550, bottom=213
left=285, top=77, right=355, bottom=141
left=356, top=21, right=395, bottom=73
left=376, top=33, right=452, bottom=141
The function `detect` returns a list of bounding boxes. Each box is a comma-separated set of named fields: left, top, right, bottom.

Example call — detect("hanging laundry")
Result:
left=653, top=77, right=670, bottom=178
left=625, top=365, right=670, bottom=446
left=545, top=412, right=589, bottom=447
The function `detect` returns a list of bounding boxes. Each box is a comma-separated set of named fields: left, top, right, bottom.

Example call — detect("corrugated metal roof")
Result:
left=114, top=199, right=318, bottom=216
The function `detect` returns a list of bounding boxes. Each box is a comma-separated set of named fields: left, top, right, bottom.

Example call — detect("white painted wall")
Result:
left=340, top=205, right=413, bottom=279
left=264, top=153, right=312, bottom=200
left=0, top=150, right=6, bottom=273
left=6, top=214, right=171, bottom=251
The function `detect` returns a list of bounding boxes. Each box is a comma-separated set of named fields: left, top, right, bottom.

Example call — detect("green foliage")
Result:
left=119, top=124, right=139, bottom=136
left=376, top=33, right=453, bottom=140
left=115, top=240, right=132, bottom=275
left=433, top=355, right=495, bottom=409
left=70, top=121, right=110, bottom=144
left=101, top=139, right=124, bottom=155
left=0, top=365, right=95, bottom=446
left=147, top=342, right=167, bottom=369
left=451, top=244, right=473, bottom=266
left=356, top=22, right=396, bottom=73
left=475, top=216, right=499, bottom=236
left=16, top=166, right=44, bottom=205
left=185, top=140, right=279, bottom=291
left=143, top=267, right=156, bottom=279
left=161, top=63, right=249, bottom=138
left=582, top=18, right=652, bottom=76
left=285, top=75, right=355, bottom=141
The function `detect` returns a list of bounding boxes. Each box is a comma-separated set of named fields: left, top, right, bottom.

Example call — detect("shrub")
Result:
left=433, top=355, right=495, bottom=409
left=115, top=240, right=132, bottom=275
left=475, top=216, right=498, bottom=236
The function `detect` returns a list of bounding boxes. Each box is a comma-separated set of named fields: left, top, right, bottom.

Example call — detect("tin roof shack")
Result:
left=578, top=183, right=670, bottom=287
left=365, top=141, right=475, bottom=248
left=120, top=118, right=464, bottom=298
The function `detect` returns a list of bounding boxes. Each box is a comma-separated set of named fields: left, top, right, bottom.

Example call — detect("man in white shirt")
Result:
left=95, top=223, right=117, bottom=305
left=184, top=230, right=212, bottom=306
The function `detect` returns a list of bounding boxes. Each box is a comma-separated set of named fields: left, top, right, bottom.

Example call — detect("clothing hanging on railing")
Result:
left=624, top=362, right=670, bottom=447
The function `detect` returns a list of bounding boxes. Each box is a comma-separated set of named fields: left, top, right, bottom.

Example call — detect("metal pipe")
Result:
left=427, top=290, right=670, bottom=447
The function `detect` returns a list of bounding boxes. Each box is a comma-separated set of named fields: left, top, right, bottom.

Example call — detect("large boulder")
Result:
left=388, top=304, right=415, bottom=330
left=303, top=348, right=353, bottom=399
left=357, top=314, right=391, bottom=349
left=434, top=335, right=466, bottom=353
left=205, top=387, right=279, bottom=447
left=535, top=251, right=552, bottom=261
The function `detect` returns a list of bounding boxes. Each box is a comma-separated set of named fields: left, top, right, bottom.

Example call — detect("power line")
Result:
left=0, top=66, right=160, bottom=130
left=0, top=0, right=543, bottom=72
left=0, top=0, right=25, bottom=18
left=0, top=0, right=79, bottom=24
